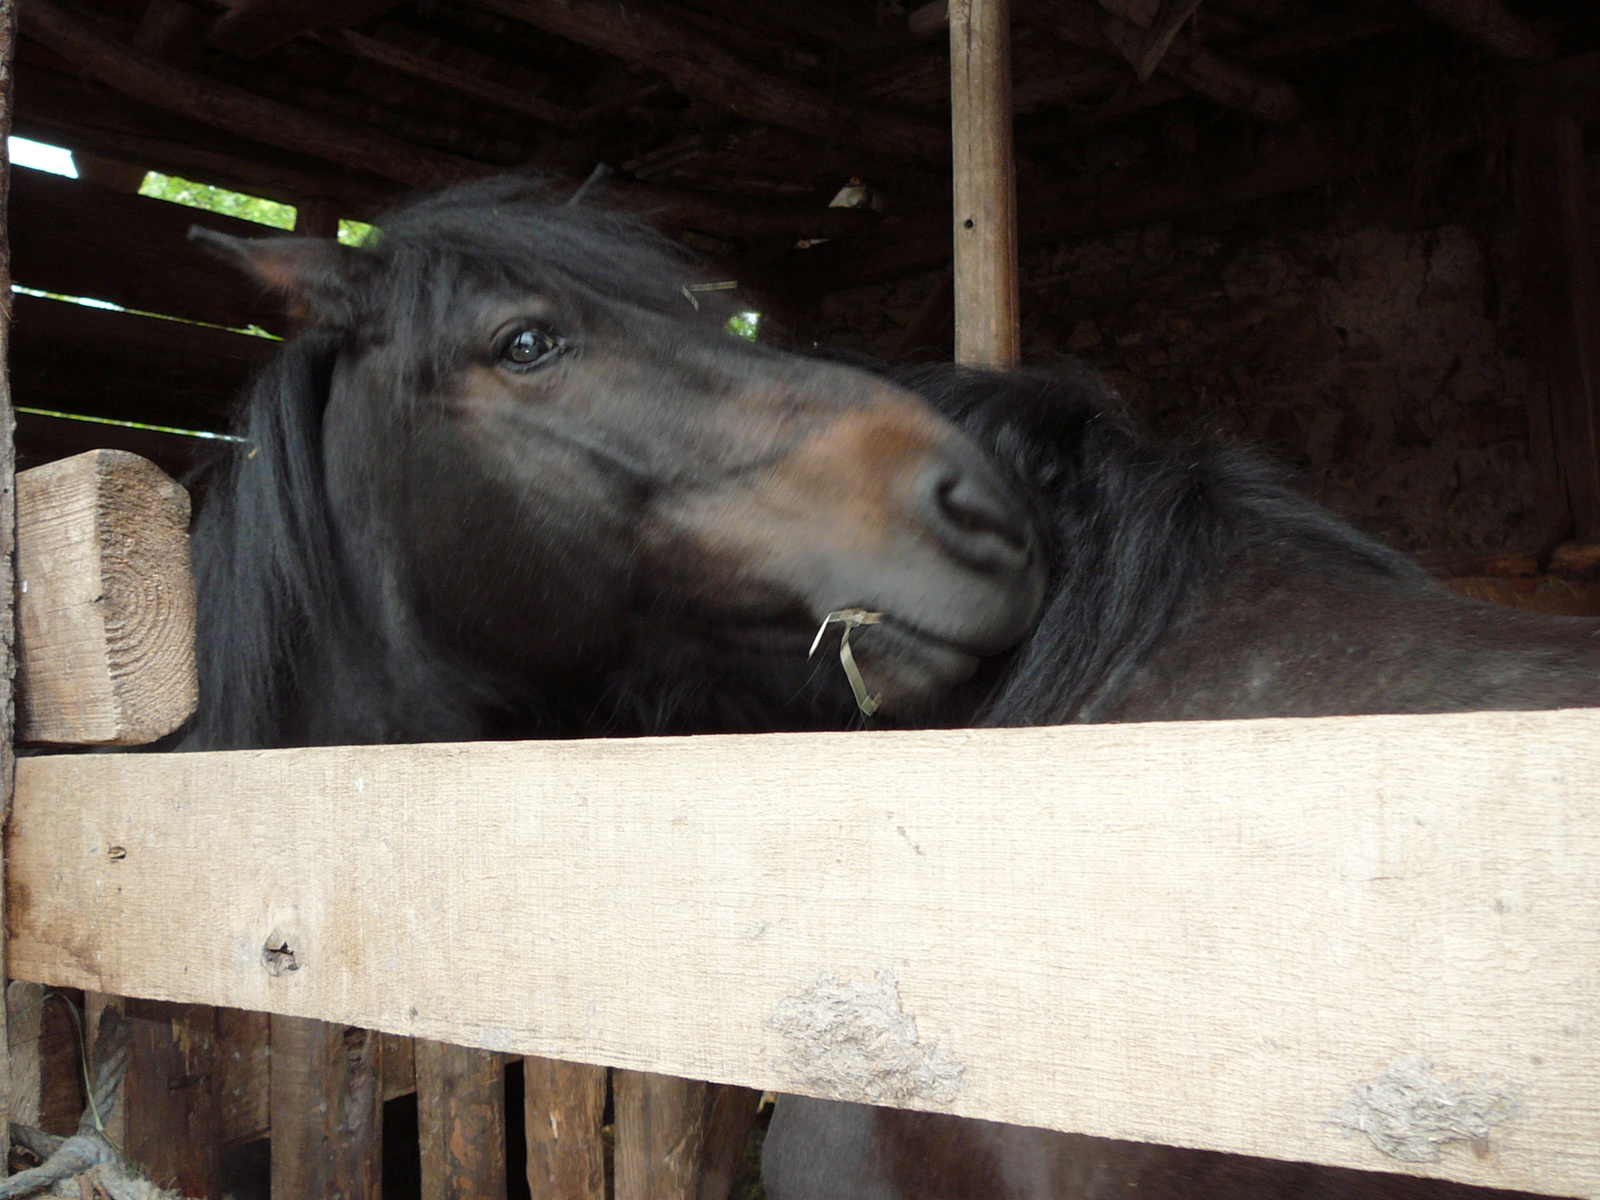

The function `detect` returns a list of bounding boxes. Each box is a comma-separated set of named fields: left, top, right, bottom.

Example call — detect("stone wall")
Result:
left=816, top=201, right=1539, bottom=559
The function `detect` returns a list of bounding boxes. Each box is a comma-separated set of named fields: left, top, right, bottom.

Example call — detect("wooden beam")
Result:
left=217, top=1008, right=272, bottom=1146
left=950, top=0, right=1019, bottom=367
left=14, top=411, right=219, bottom=494
left=11, top=294, right=272, bottom=434
left=123, top=1000, right=223, bottom=1199
left=699, top=1086, right=763, bottom=1200
left=523, top=1057, right=606, bottom=1200
left=1020, top=0, right=1301, bottom=124
left=1408, top=0, right=1557, bottom=61
left=474, top=0, right=948, bottom=162
left=417, top=1040, right=509, bottom=1200
left=20, top=0, right=479, bottom=190
left=270, top=1017, right=383, bottom=1200
left=15, top=449, right=196, bottom=746
left=12, top=166, right=290, bottom=332
left=0, top=0, right=18, bottom=1169
left=614, top=1071, right=707, bottom=1200
left=1513, top=102, right=1600, bottom=541
left=207, top=0, right=397, bottom=60
left=9, top=713, right=1600, bottom=1198
left=16, top=61, right=400, bottom=216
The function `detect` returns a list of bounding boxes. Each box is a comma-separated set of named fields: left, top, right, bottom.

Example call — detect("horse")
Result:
left=760, top=360, right=1600, bottom=1200
left=180, top=178, right=1047, bottom=754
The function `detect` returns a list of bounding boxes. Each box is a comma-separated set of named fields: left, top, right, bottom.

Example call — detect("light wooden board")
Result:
left=8, top=712, right=1600, bottom=1198
left=15, top=448, right=196, bottom=745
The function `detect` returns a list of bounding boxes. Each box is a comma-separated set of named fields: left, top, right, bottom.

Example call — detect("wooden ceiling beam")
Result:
left=1408, top=0, right=1558, bottom=62
left=22, top=0, right=478, bottom=189
left=473, top=0, right=950, bottom=161
left=205, top=0, right=397, bottom=60
left=320, top=28, right=667, bottom=132
left=1020, top=0, right=1300, bottom=123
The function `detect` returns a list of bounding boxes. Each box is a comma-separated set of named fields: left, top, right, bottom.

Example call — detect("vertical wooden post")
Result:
left=697, top=1085, right=763, bottom=1200
left=522, top=1057, right=606, bottom=1200
left=950, top=0, right=1019, bottom=367
left=270, top=1017, right=383, bottom=1200
left=124, top=1000, right=223, bottom=1198
left=0, top=0, right=18, bottom=1172
left=613, top=1071, right=707, bottom=1200
left=416, top=1040, right=507, bottom=1200
left=1513, top=100, right=1600, bottom=543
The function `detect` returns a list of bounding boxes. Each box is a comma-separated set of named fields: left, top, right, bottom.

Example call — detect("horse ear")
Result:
left=189, top=227, right=376, bottom=323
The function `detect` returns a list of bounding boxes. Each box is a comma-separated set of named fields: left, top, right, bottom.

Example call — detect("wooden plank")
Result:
left=269, top=1016, right=382, bottom=1200
left=949, top=0, right=1019, bottom=367
left=613, top=1071, right=707, bottom=1200
left=123, top=999, right=223, bottom=1199
left=417, top=1040, right=508, bottom=1200
left=522, top=1058, right=606, bottom=1200
left=5, top=981, right=85, bottom=1137
left=11, top=166, right=289, bottom=333
left=217, top=1008, right=272, bottom=1146
left=1513, top=102, right=1600, bottom=542
left=475, top=0, right=947, bottom=162
left=1409, top=0, right=1557, bottom=60
left=15, top=448, right=196, bottom=746
left=11, top=292, right=274, bottom=432
left=0, top=0, right=17, bottom=1167
left=7, top=714, right=1600, bottom=1197
left=206, top=0, right=396, bottom=60
left=699, top=1085, right=763, bottom=1200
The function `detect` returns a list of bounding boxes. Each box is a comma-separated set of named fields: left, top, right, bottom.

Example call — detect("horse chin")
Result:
left=844, top=621, right=984, bottom=716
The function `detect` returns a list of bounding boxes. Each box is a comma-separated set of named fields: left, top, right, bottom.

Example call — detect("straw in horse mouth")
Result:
left=809, top=609, right=884, bottom=714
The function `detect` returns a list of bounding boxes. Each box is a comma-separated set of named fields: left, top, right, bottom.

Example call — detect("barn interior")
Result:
left=5, top=1, right=1600, bottom=1196
left=13, top=0, right=1600, bottom=613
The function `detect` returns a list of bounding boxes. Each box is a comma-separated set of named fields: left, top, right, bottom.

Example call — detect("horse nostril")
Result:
left=920, top=453, right=1035, bottom=571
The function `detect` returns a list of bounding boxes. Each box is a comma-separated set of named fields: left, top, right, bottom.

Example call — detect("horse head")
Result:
left=190, top=180, right=1045, bottom=744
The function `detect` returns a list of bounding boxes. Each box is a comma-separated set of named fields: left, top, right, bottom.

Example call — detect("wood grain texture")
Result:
left=522, top=1057, right=606, bottom=1200
left=269, top=1016, right=382, bottom=1200
left=8, top=714, right=1600, bottom=1197
left=699, top=1085, right=763, bottom=1200
left=123, top=999, right=223, bottom=1199
left=614, top=1071, right=708, bottom=1200
left=10, top=166, right=288, bottom=334
left=1513, top=103, right=1600, bottom=543
left=206, top=0, right=396, bottom=59
left=0, top=0, right=16, bottom=1167
left=15, top=449, right=196, bottom=746
left=416, top=1040, right=508, bottom=1200
left=949, top=0, right=1019, bottom=368
left=217, top=1008, right=271, bottom=1146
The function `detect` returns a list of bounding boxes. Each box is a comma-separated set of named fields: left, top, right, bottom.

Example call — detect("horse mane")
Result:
left=183, top=332, right=357, bottom=749
left=877, top=362, right=1428, bottom=726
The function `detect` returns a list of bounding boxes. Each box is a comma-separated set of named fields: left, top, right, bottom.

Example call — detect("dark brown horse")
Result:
left=762, top=362, right=1600, bottom=1200
left=181, top=180, right=1045, bottom=752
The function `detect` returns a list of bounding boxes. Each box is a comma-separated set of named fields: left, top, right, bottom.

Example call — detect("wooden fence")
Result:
left=3, top=447, right=1598, bottom=1200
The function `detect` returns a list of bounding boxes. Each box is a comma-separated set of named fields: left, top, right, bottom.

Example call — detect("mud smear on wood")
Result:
left=1332, top=1056, right=1522, bottom=1163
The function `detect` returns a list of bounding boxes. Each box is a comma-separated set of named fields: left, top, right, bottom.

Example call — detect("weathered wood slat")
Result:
left=124, top=1000, right=223, bottom=1199
left=11, top=167, right=288, bottom=333
left=613, top=1071, right=707, bottom=1200
left=7, top=714, right=1600, bottom=1197
left=206, top=0, right=397, bottom=60
left=950, top=0, right=1019, bottom=368
left=269, top=1017, right=383, bottom=1200
left=1513, top=101, right=1600, bottom=543
left=12, top=291, right=274, bottom=433
left=15, top=448, right=196, bottom=746
left=522, top=1057, right=606, bottom=1200
left=417, top=1040, right=508, bottom=1200
left=0, top=0, right=19, bottom=1165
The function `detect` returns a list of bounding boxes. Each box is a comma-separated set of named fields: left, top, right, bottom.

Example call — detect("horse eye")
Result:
left=501, top=327, right=564, bottom=369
